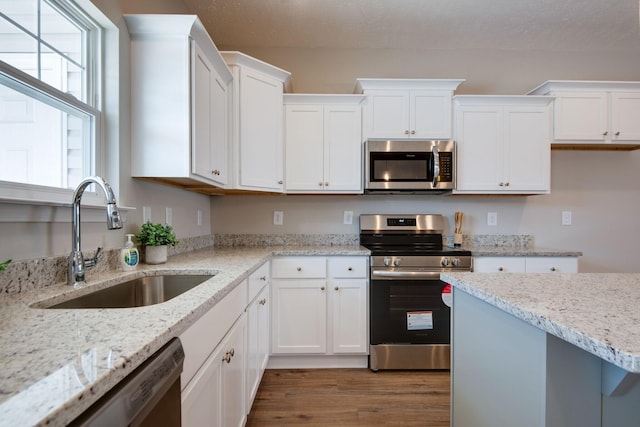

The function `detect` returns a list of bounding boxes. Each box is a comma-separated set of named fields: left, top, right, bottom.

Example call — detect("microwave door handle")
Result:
left=431, top=145, right=440, bottom=187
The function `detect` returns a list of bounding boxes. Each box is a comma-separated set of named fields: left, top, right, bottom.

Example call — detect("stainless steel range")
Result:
left=360, top=214, right=472, bottom=371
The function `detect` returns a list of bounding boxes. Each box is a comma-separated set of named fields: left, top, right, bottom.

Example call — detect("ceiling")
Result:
left=183, top=0, right=640, bottom=52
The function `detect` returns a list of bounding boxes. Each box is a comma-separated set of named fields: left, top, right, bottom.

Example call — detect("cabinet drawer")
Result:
left=271, top=257, right=327, bottom=278
left=248, top=261, right=270, bottom=302
left=328, top=257, right=368, bottom=278
left=525, top=257, right=578, bottom=273
left=473, top=257, right=526, bottom=273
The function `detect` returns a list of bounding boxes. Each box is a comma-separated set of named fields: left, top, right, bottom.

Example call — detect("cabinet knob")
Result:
left=278, top=180, right=283, bottom=184
left=550, top=267, right=557, bottom=272
left=499, top=182, right=505, bottom=187
left=404, top=130, right=410, bottom=134
left=505, top=182, right=510, bottom=187
left=229, top=348, right=235, bottom=357
left=320, top=286, right=325, bottom=291
left=319, top=182, right=323, bottom=186
left=297, top=267, right=302, bottom=271
left=603, top=131, right=608, bottom=136
left=259, top=298, right=267, bottom=305
left=348, top=267, right=353, bottom=271
left=615, top=131, right=620, bottom=136
left=498, top=267, right=504, bottom=272
left=410, top=130, right=416, bottom=135
left=211, top=169, right=220, bottom=175
left=260, top=276, right=266, bottom=281
left=324, top=182, right=329, bottom=187
left=222, top=352, right=231, bottom=363
left=335, top=286, right=339, bottom=291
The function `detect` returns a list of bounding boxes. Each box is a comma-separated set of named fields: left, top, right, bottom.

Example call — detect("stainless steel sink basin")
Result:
left=48, top=274, right=213, bottom=309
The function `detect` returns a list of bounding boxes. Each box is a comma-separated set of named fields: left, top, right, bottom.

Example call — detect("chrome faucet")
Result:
left=69, top=176, right=123, bottom=286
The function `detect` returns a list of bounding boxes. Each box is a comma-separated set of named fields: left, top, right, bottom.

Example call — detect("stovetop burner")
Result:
left=359, top=214, right=471, bottom=258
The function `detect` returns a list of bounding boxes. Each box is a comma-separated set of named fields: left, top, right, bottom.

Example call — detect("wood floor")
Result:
left=246, top=368, right=450, bottom=426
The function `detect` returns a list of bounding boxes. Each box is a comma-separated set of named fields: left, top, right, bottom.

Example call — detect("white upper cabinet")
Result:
left=528, top=81, right=640, bottom=149
left=222, top=52, right=292, bottom=193
left=354, top=79, right=465, bottom=140
left=454, top=95, right=552, bottom=194
left=284, top=94, right=364, bottom=194
left=126, top=15, right=232, bottom=191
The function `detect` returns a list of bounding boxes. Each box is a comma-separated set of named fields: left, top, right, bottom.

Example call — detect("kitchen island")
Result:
left=442, top=272, right=640, bottom=427
left=0, top=245, right=368, bottom=427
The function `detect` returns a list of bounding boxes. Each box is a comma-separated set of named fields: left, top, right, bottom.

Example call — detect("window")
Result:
left=0, top=0, right=101, bottom=193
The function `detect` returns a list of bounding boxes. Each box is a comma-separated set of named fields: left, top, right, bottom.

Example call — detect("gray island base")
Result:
left=442, top=272, right=640, bottom=427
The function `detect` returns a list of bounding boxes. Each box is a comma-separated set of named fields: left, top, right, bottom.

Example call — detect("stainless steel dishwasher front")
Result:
left=70, top=337, right=185, bottom=427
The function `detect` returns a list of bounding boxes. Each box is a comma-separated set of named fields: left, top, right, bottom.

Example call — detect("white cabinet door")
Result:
left=182, top=314, right=246, bottom=427
left=553, top=91, right=608, bottom=141
left=238, top=67, right=284, bottom=191
left=324, top=105, right=362, bottom=192
left=455, top=106, right=502, bottom=192
left=271, top=279, right=328, bottom=354
left=331, top=279, right=368, bottom=354
left=503, top=107, right=550, bottom=192
left=610, top=92, right=640, bottom=141
left=454, top=96, right=551, bottom=194
left=246, top=283, right=269, bottom=412
left=284, top=105, right=325, bottom=191
left=411, top=90, right=454, bottom=139
left=365, top=90, right=411, bottom=139
left=192, top=42, right=228, bottom=186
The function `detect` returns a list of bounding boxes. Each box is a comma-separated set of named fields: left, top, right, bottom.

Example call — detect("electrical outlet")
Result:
left=562, top=211, right=572, bottom=225
left=273, top=211, right=283, bottom=225
left=165, top=207, right=173, bottom=226
left=487, top=212, right=498, bottom=226
left=343, top=211, right=353, bottom=225
left=142, top=206, right=151, bottom=223
left=197, top=209, right=203, bottom=226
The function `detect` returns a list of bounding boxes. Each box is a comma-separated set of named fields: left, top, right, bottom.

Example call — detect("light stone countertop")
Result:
left=0, top=245, right=369, bottom=427
left=466, top=246, right=583, bottom=257
left=441, top=272, right=640, bottom=373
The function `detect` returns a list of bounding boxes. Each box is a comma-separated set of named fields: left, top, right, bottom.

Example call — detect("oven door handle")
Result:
left=431, top=144, right=440, bottom=188
left=371, top=269, right=442, bottom=280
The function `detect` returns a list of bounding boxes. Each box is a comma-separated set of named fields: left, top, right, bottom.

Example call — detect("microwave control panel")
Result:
left=439, top=152, right=453, bottom=182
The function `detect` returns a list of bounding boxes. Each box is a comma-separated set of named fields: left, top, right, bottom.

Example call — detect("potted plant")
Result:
left=134, top=222, right=178, bottom=264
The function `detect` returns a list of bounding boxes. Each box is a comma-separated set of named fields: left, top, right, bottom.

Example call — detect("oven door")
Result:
left=370, top=269, right=451, bottom=346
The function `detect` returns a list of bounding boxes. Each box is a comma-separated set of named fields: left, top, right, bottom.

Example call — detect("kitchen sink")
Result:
left=47, top=274, right=213, bottom=309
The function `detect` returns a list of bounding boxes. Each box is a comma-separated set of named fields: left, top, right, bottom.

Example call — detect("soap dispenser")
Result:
left=121, top=234, right=139, bottom=270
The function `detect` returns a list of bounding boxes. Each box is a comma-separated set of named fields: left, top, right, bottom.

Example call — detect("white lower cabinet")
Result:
left=245, top=263, right=270, bottom=412
left=473, top=256, right=578, bottom=273
left=270, top=256, right=368, bottom=365
left=180, top=281, right=247, bottom=427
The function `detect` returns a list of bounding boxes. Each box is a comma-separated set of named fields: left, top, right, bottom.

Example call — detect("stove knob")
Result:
left=384, top=258, right=391, bottom=267
left=451, top=258, right=461, bottom=267
left=393, top=258, right=401, bottom=267
left=441, top=258, right=450, bottom=267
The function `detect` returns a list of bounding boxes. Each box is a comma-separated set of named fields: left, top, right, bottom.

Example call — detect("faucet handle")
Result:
left=85, top=247, right=103, bottom=268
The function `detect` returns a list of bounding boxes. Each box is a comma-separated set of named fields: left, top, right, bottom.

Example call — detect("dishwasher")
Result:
left=70, top=338, right=185, bottom=427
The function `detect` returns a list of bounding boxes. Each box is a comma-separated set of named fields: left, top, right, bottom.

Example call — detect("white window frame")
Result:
left=0, top=0, right=107, bottom=208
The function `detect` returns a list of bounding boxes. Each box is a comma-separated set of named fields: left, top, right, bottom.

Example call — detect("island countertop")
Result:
left=0, top=245, right=369, bottom=427
left=441, top=272, right=640, bottom=373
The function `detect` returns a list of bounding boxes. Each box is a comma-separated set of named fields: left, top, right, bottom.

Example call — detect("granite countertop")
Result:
left=0, top=245, right=369, bottom=427
left=442, top=272, right=640, bottom=373
left=467, top=246, right=583, bottom=257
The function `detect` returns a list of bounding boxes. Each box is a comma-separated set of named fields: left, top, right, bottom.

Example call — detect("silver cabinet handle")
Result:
left=431, top=144, right=440, bottom=188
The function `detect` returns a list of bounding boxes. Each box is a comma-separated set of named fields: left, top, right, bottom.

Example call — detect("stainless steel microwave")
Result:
left=364, top=139, right=456, bottom=194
